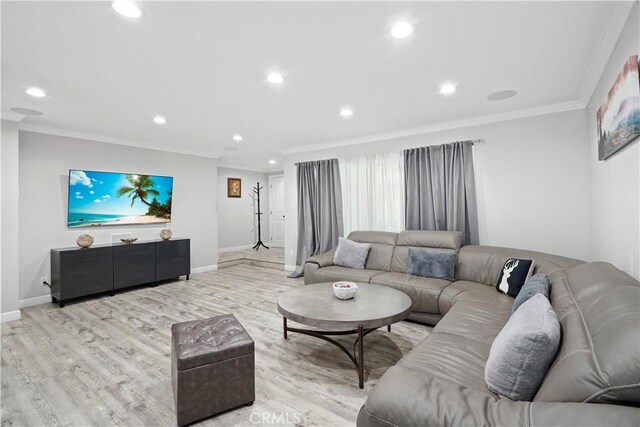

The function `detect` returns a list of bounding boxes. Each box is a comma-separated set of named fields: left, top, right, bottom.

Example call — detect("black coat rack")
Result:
left=252, top=182, right=269, bottom=250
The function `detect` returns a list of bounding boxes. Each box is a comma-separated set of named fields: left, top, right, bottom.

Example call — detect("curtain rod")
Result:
left=294, top=158, right=339, bottom=166
left=463, top=138, right=484, bottom=145
left=293, top=139, right=485, bottom=166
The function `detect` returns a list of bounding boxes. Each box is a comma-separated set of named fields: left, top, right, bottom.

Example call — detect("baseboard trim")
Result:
left=1, top=310, right=21, bottom=323
left=218, top=245, right=254, bottom=253
left=191, top=264, right=218, bottom=274
left=284, top=264, right=298, bottom=272
left=19, top=294, right=53, bottom=309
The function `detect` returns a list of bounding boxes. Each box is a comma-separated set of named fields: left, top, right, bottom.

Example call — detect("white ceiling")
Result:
left=1, top=1, right=622, bottom=171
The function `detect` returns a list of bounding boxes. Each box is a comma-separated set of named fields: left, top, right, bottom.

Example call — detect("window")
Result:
left=339, top=151, right=404, bottom=236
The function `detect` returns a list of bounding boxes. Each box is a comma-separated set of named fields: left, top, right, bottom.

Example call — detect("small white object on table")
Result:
left=333, top=281, right=358, bottom=300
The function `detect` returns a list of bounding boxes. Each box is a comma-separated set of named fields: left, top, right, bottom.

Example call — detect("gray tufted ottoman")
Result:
left=171, top=314, right=255, bottom=426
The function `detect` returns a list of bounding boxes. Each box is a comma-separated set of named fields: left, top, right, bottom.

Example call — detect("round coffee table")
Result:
left=277, top=282, right=412, bottom=389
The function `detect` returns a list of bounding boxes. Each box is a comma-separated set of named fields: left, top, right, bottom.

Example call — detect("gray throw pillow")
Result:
left=512, top=274, right=550, bottom=314
left=407, top=248, right=456, bottom=281
left=485, top=293, right=561, bottom=401
left=333, top=237, right=371, bottom=269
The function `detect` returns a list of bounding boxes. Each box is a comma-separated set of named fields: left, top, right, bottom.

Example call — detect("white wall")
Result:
left=586, top=3, right=640, bottom=280
left=18, top=131, right=219, bottom=305
left=1, top=120, right=21, bottom=321
left=217, top=167, right=269, bottom=250
left=284, top=109, right=591, bottom=269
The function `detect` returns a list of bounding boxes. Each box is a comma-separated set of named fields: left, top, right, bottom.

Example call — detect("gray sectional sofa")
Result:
left=304, top=231, right=640, bottom=426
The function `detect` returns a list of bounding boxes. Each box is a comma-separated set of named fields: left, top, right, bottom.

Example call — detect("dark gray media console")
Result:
left=51, top=238, right=190, bottom=307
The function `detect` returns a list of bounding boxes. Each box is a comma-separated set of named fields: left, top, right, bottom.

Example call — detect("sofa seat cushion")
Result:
left=358, top=364, right=530, bottom=427
left=370, top=272, right=450, bottom=313
left=438, top=280, right=512, bottom=316
left=438, top=280, right=481, bottom=314
left=308, top=266, right=386, bottom=283
left=433, top=296, right=512, bottom=346
left=398, top=331, right=493, bottom=392
left=360, top=307, right=510, bottom=426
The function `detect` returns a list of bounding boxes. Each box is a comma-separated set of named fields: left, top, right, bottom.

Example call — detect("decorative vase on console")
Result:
left=120, top=235, right=138, bottom=244
left=160, top=229, right=172, bottom=240
left=76, top=234, right=94, bottom=248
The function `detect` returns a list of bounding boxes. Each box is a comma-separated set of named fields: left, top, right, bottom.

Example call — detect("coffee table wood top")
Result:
left=277, top=282, right=412, bottom=330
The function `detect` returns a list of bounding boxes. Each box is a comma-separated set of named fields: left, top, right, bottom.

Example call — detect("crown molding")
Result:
left=217, top=163, right=271, bottom=173
left=18, top=123, right=219, bottom=160
left=280, top=100, right=585, bottom=156
left=578, top=1, right=637, bottom=106
left=217, top=162, right=283, bottom=174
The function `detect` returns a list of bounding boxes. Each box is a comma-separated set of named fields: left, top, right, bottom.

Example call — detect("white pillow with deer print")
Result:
left=495, top=258, right=535, bottom=298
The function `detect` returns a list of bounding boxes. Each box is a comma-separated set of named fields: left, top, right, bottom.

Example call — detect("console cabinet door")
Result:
left=156, top=239, right=190, bottom=281
left=113, top=242, right=156, bottom=290
left=59, top=247, right=113, bottom=300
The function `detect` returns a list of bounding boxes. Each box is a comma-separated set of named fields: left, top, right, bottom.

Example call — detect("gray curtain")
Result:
left=404, top=141, right=479, bottom=245
left=294, top=159, right=344, bottom=272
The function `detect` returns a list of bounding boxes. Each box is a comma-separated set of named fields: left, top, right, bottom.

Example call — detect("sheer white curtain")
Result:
left=339, top=151, right=405, bottom=236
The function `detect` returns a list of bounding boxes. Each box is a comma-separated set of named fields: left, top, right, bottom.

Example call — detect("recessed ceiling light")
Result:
left=391, top=22, right=414, bottom=39
left=269, top=160, right=277, bottom=165
left=153, top=115, right=166, bottom=124
left=112, top=1, right=142, bottom=19
left=25, top=87, right=47, bottom=98
left=339, top=108, right=354, bottom=118
left=10, top=107, right=43, bottom=116
left=439, top=82, right=457, bottom=96
left=487, top=89, right=518, bottom=101
left=267, top=73, right=284, bottom=85
left=233, top=134, right=243, bottom=142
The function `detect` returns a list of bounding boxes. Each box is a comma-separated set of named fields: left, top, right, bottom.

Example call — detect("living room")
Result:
left=1, top=1, right=639, bottom=426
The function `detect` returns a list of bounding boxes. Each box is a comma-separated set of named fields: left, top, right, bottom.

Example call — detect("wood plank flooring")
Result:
left=218, top=248, right=284, bottom=271
left=1, top=264, right=429, bottom=426
left=218, top=248, right=284, bottom=264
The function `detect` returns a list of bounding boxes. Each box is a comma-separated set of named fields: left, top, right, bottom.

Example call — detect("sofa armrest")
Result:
left=305, top=248, right=336, bottom=268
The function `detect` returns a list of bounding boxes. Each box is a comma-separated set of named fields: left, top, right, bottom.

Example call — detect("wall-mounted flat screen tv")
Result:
left=67, top=170, right=173, bottom=228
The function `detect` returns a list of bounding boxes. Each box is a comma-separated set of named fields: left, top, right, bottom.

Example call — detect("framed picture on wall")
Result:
left=227, top=178, right=241, bottom=198
left=597, top=54, right=640, bottom=160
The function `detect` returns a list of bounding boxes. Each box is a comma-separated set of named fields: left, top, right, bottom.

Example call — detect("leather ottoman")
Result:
left=171, top=314, right=255, bottom=426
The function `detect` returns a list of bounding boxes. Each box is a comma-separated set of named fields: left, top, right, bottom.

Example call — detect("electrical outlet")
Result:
left=41, top=276, right=48, bottom=286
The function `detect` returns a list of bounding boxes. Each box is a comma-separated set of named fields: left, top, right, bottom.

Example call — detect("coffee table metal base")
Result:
left=282, top=317, right=391, bottom=389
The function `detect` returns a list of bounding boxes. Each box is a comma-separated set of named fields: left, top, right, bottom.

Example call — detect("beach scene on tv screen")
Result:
left=68, top=170, right=173, bottom=228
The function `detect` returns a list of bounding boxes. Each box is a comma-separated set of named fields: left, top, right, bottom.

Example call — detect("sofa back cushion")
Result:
left=456, top=246, right=583, bottom=285
left=346, top=231, right=397, bottom=271
left=391, top=231, right=462, bottom=273
left=533, top=262, right=640, bottom=405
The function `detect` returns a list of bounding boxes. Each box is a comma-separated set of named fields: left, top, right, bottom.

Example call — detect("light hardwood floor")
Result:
left=218, top=248, right=284, bottom=271
left=1, top=264, right=429, bottom=426
left=218, top=248, right=284, bottom=264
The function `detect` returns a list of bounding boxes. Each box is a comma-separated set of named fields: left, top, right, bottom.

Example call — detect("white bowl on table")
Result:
left=333, top=281, right=358, bottom=300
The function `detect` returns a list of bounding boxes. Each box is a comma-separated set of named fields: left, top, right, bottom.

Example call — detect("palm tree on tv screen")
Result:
left=116, top=174, right=170, bottom=216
